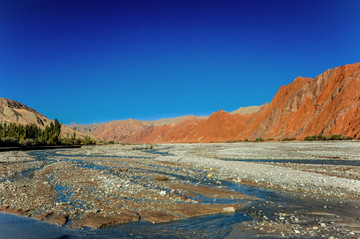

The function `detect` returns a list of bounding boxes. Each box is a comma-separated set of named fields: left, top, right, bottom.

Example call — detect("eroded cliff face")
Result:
left=4, top=63, right=359, bottom=143
left=125, top=112, right=255, bottom=143
left=90, top=119, right=153, bottom=142
left=125, top=63, right=360, bottom=143
left=239, top=63, right=360, bottom=140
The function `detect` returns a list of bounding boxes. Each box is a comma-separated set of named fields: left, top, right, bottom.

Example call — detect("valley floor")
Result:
left=0, top=142, right=359, bottom=238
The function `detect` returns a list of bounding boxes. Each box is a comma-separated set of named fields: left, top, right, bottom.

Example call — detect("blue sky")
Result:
left=1, top=0, right=360, bottom=124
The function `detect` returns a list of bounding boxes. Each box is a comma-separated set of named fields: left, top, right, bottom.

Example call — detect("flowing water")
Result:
left=0, top=147, right=359, bottom=238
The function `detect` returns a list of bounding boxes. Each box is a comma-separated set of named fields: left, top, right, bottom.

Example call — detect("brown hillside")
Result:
left=0, top=98, right=89, bottom=139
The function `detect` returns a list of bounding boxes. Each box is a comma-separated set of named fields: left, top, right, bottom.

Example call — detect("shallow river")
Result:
left=0, top=144, right=359, bottom=238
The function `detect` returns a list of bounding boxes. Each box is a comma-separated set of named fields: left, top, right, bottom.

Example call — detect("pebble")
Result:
left=2, top=143, right=360, bottom=238
left=222, top=207, right=236, bottom=212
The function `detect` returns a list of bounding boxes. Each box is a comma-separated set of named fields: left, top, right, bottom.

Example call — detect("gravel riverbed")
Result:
left=0, top=141, right=359, bottom=238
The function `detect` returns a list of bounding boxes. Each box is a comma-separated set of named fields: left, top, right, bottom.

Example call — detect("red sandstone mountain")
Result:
left=126, top=111, right=256, bottom=143
left=125, top=63, right=360, bottom=143
left=90, top=119, right=153, bottom=142
left=3, top=63, right=360, bottom=143
left=237, top=63, right=360, bottom=140
left=69, top=115, right=208, bottom=142
left=70, top=107, right=259, bottom=143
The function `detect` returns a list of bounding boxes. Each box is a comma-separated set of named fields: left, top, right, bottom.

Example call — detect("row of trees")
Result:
left=0, top=120, right=95, bottom=147
left=0, top=119, right=62, bottom=146
left=304, top=134, right=354, bottom=141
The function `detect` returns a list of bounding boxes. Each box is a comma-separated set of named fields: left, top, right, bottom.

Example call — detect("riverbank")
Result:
left=0, top=145, right=81, bottom=152
left=0, top=142, right=359, bottom=238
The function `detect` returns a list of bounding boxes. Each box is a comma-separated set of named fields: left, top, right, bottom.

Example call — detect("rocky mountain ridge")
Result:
left=2, top=63, right=359, bottom=143
left=122, top=63, right=360, bottom=143
left=0, top=98, right=88, bottom=139
left=237, top=62, right=360, bottom=140
left=0, top=98, right=50, bottom=127
left=68, top=106, right=261, bottom=143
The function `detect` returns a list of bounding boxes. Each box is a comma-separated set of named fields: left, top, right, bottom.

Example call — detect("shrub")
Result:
left=82, top=136, right=95, bottom=145
left=19, top=138, right=36, bottom=146
left=282, top=137, right=296, bottom=141
left=304, top=134, right=353, bottom=141
left=0, top=137, right=19, bottom=146
left=304, top=134, right=325, bottom=141
left=255, top=137, right=264, bottom=142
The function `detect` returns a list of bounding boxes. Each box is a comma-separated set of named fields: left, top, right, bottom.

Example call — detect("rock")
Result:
left=33, top=212, right=53, bottom=220
left=169, top=204, right=244, bottom=218
left=140, top=210, right=180, bottom=223
left=159, top=191, right=167, bottom=197
left=46, top=215, right=68, bottom=226
left=154, top=176, right=169, bottom=181
left=70, top=211, right=139, bottom=229
left=222, top=207, right=236, bottom=213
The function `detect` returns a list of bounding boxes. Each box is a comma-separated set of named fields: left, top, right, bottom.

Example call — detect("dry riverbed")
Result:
left=0, top=142, right=359, bottom=238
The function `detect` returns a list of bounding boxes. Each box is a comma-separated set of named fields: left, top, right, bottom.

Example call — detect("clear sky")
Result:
left=1, top=0, right=360, bottom=124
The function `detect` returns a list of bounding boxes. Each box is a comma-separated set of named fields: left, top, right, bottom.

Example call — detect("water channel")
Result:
left=0, top=146, right=359, bottom=238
